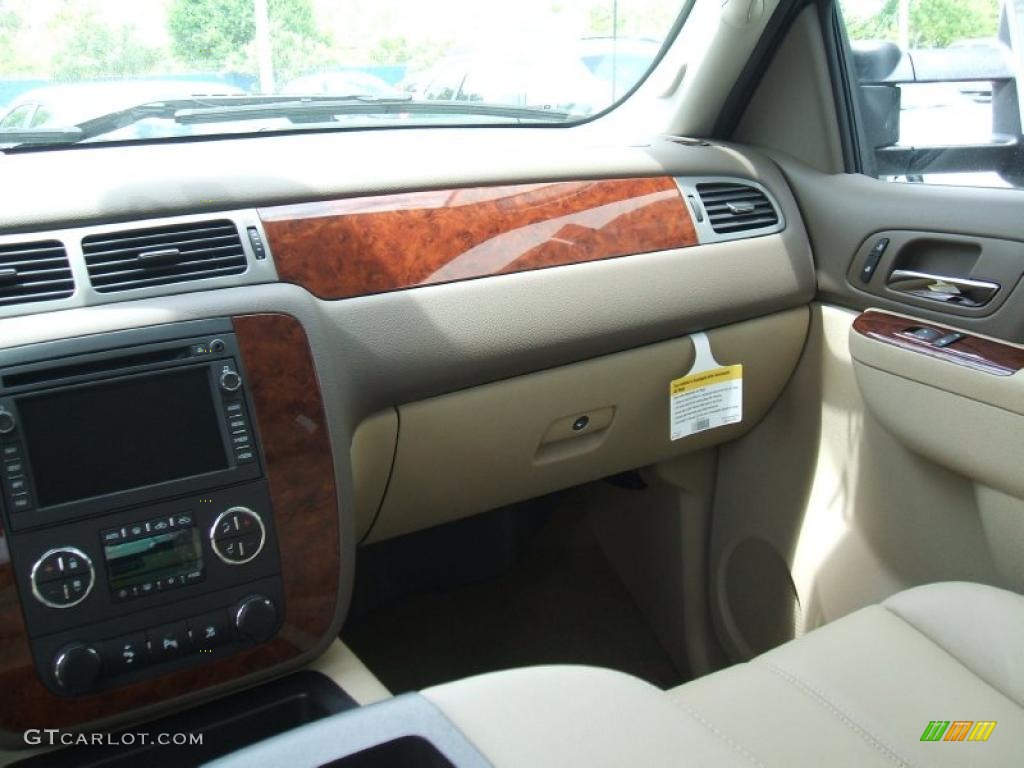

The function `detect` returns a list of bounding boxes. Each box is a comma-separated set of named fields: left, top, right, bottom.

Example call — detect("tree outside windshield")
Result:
left=0, top=0, right=684, bottom=141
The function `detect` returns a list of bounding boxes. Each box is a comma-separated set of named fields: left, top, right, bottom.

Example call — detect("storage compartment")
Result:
left=366, top=307, right=809, bottom=542
left=325, top=736, right=454, bottom=768
left=12, top=672, right=356, bottom=767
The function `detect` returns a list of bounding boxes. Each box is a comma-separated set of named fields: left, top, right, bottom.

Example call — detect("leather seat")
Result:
left=422, top=582, right=1024, bottom=766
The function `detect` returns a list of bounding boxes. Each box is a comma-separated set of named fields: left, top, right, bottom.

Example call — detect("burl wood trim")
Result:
left=259, top=177, right=696, bottom=300
left=0, top=314, right=339, bottom=731
left=852, top=310, right=1024, bottom=376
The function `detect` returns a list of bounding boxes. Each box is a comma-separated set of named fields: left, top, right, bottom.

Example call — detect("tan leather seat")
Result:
left=422, top=582, right=1024, bottom=766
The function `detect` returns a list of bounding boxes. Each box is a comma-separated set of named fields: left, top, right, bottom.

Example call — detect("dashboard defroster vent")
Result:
left=0, top=240, right=74, bottom=307
left=83, top=219, right=247, bottom=293
left=696, top=182, right=780, bottom=235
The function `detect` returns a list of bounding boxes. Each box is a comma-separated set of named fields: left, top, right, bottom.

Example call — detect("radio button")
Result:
left=4, top=459, right=24, bottom=477
left=225, top=401, right=243, bottom=416
left=148, top=622, right=189, bottom=661
left=31, top=547, right=94, bottom=609
left=103, top=633, right=149, bottom=675
left=1, top=443, right=19, bottom=459
left=10, top=492, right=31, bottom=511
left=236, top=449, right=256, bottom=464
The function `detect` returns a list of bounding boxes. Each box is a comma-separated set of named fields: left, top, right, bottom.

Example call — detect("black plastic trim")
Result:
left=820, top=0, right=866, bottom=173
left=10, top=671, right=357, bottom=766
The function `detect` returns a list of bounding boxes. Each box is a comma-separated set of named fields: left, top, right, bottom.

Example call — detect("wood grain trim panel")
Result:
left=259, top=177, right=696, bottom=300
left=0, top=314, right=339, bottom=732
left=852, top=309, right=1024, bottom=376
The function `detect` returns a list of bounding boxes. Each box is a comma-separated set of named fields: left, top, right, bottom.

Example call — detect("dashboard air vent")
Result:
left=696, top=182, right=779, bottom=235
left=83, top=219, right=247, bottom=293
left=0, top=240, right=74, bottom=307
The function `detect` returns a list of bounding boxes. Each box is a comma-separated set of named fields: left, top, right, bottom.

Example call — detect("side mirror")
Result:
left=852, top=41, right=903, bottom=82
left=851, top=41, right=906, bottom=149
left=859, top=85, right=901, bottom=148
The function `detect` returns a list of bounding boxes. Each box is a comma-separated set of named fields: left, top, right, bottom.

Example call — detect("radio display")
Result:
left=104, top=525, right=203, bottom=596
left=18, top=367, right=229, bottom=508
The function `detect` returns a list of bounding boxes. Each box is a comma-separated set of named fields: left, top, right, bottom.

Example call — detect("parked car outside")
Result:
left=281, top=71, right=405, bottom=99
left=0, top=79, right=245, bottom=138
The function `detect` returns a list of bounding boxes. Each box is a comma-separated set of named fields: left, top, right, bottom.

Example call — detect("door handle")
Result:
left=886, top=270, right=999, bottom=308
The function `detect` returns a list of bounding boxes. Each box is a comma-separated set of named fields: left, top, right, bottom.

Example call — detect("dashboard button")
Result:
left=34, top=552, right=66, bottom=583
left=234, top=595, right=279, bottom=643
left=53, top=644, right=102, bottom=694
left=211, top=507, right=266, bottom=565
left=10, top=492, right=31, bottom=511
left=148, top=622, right=189, bottom=661
left=103, top=633, right=149, bottom=675
left=190, top=611, right=231, bottom=651
left=3, top=459, right=24, bottom=478
left=1, top=443, right=19, bottom=459
left=31, top=547, right=94, bottom=608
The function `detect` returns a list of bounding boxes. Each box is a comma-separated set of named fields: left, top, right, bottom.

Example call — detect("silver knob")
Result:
left=210, top=507, right=266, bottom=565
left=219, top=369, right=242, bottom=393
left=0, top=408, right=15, bottom=435
left=31, top=547, right=95, bottom=609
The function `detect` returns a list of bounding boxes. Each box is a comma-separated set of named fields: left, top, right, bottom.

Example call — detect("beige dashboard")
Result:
left=0, top=129, right=815, bottom=738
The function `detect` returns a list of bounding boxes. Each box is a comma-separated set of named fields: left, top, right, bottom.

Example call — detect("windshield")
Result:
left=0, top=0, right=686, bottom=149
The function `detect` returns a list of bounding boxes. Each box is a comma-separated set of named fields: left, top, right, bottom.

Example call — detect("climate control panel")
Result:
left=48, top=589, right=280, bottom=696
left=30, top=547, right=94, bottom=609
left=8, top=483, right=284, bottom=696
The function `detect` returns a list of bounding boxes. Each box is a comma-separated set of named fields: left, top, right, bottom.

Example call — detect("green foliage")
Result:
left=168, top=0, right=328, bottom=78
left=49, top=6, right=164, bottom=80
left=587, top=2, right=678, bottom=38
left=368, top=35, right=451, bottom=71
left=844, top=0, right=1001, bottom=48
left=0, top=0, right=27, bottom=74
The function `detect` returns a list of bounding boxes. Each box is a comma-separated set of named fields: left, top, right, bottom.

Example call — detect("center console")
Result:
left=0, top=313, right=341, bottom=737
left=0, top=320, right=283, bottom=696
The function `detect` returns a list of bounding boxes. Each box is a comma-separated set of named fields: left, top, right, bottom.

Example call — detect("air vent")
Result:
left=0, top=240, right=74, bottom=307
left=696, top=182, right=779, bottom=235
left=83, top=219, right=247, bottom=293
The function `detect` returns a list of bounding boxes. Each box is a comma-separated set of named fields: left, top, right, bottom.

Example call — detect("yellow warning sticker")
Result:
left=670, top=364, right=743, bottom=440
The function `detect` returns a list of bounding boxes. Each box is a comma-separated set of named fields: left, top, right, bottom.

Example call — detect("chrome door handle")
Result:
left=886, top=270, right=999, bottom=308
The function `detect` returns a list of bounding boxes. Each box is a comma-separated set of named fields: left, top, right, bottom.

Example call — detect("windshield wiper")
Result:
left=172, top=97, right=572, bottom=124
left=1, top=94, right=571, bottom=150
left=0, top=126, right=84, bottom=146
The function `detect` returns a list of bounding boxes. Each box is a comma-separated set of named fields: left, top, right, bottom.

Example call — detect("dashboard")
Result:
left=0, top=128, right=815, bottom=743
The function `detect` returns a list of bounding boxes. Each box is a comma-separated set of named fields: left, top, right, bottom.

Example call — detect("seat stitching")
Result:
left=664, top=694, right=767, bottom=768
left=881, top=603, right=1024, bottom=711
left=765, top=663, right=913, bottom=768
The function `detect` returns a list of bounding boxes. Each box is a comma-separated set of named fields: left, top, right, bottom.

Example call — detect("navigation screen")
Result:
left=18, top=366, right=228, bottom=508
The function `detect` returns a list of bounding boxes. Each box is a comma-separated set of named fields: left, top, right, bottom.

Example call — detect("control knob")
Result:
left=234, top=595, right=278, bottom=643
left=219, top=368, right=243, bottom=393
left=53, top=643, right=102, bottom=694
left=0, top=408, right=15, bottom=435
